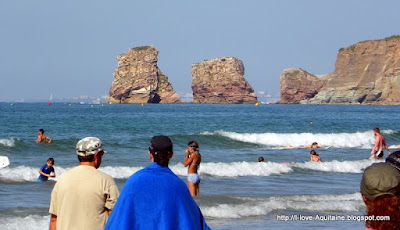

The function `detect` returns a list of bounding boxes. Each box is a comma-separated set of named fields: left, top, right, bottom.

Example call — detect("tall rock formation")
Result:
left=108, top=46, right=179, bottom=104
left=279, top=37, right=400, bottom=105
left=191, top=57, right=258, bottom=104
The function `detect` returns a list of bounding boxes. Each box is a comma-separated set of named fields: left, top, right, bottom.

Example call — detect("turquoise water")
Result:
left=1, top=103, right=400, bottom=229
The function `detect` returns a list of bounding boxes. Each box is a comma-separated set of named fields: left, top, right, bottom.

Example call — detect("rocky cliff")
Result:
left=279, top=37, right=400, bottom=104
left=191, top=57, right=258, bottom=104
left=108, top=46, right=179, bottom=104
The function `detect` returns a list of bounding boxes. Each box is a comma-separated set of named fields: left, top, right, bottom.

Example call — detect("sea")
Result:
left=1, top=103, right=400, bottom=230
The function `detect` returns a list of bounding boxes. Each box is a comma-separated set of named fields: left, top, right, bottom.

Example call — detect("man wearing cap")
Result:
left=105, top=135, right=210, bottom=230
left=360, top=163, right=400, bottom=229
left=49, top=137, right=119, bottom=230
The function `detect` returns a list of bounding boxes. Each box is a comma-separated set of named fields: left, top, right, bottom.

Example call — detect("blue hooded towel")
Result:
left=105, top=163, right=210, bottom=230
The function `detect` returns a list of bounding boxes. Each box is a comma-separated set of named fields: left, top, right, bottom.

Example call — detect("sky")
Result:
left=0, top=0, right=399, bottom=102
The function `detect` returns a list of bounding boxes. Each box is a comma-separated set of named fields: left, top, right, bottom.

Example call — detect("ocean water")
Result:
left=1, top=103, right=400, bottom=230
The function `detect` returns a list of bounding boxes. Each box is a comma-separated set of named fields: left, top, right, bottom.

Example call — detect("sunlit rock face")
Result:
left=279, top=37, right=400, bottom=105
left=191, top=57, right=258, bottom=104
left=108, top=46, right=179, bottom=104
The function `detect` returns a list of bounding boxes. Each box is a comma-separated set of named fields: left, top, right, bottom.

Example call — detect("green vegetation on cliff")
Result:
left=133, top=46, right=151, bottom=51
left=384, top=35, right=400, bottom=40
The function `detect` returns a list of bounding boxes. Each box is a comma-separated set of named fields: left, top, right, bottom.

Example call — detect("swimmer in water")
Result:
left=258, top=157, right=264, bottom=162
left=304, top=142, right=322, bottom=149
left=310, top=150, right=322, bottom=162
left=37, top=129, right=52, bottom=143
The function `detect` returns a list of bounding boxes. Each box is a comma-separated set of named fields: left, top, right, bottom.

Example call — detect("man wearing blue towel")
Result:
left=105, top=135, right=210, bottom=230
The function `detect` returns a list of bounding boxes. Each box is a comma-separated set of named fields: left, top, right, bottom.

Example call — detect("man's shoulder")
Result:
left=96, top=169, right=116, bottom=181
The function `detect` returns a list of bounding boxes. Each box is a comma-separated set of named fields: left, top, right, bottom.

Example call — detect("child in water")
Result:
left=38, top=158, right=56, bottom=182
left=310, top=150, right=322, bottom=162
left=36, top=129, right=52, bottom=143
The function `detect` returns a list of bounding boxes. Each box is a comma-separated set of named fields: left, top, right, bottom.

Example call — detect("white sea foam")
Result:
left=201, top=193, right=364, bottom=219
left=0, top=137, right=18, bottom=147
left=0, top=163, right=291, bottom=181
left=100, top=166, right=143, bottom=179
left=0, top=165, right=143, bottom=182
left=171, top=161, right=292, bottom=177
left=293, top=159, right=380, bottom=173
left=0, top=215, right=49, bottom=230
left=0, top=159, right=379, bottom=182
left=202, top=130, right=396, bottom=149
left=0, top=193, right=363, bottom=227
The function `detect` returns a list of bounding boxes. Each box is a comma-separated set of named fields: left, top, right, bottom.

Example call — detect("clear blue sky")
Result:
left=0, top=0, right=399, bottom=102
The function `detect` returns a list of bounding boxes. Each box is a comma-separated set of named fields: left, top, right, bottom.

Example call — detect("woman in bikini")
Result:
left=184, top=141, right=202, bottom=196
left=310, top=150, right=322, bottom=162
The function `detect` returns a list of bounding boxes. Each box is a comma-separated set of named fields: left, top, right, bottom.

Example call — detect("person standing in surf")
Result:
left=184, top=141, right=202, bottom=196
left=38, top=158, right=56, bottom=182
left=37, top=129, right=52, bottom=143
left=370, top=127, right=390, bottom=160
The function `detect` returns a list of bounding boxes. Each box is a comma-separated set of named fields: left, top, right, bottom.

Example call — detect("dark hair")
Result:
left=47, top=158, right=54, bottom=164
left=188, top=141, right=199, bottom=149
left=148, top=136, right=173, bottom=167
left=374, top=127, right=380, bottom=133
left=258, top=157, right=264, bottom=162
left=78, top=155, right=95, bottom=162
left=151, top=153, right=170, bottom=166
left=310, top=150, right=318, bottom=156
left=39, top=129, right=44, bottom=134
left=364, top=195, right=400, bottom=229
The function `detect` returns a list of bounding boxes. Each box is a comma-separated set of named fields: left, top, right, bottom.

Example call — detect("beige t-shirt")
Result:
left=49, top=165, right=119, bottom=230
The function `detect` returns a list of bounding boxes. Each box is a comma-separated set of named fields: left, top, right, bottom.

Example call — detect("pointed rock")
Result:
left=108, top=46, right=179, bottom=104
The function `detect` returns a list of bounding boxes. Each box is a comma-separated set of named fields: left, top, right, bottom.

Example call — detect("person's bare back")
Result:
left=37, top=129, right=52, bottom=143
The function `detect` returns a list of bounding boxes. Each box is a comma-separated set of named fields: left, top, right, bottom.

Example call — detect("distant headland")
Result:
left=279, top=36, right=400, bottom=105
left=108, top=36, right=400, bottom=105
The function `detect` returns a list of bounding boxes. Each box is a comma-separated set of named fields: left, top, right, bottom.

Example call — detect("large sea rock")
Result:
left=191, top=57, right=258, bottom=104
left=108, top=46, right=179, bottom=104
left=279, top=37, right=400, bottom=105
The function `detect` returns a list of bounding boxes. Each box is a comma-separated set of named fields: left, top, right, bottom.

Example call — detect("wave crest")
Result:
left=0, top=137, right=19, bottom=147
left=201, top=130, right=391, bottom=149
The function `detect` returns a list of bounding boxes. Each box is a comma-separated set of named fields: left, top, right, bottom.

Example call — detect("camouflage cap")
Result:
left=76, top=137, right=106, bottom=156
left=386, top=150, right=400, bottom=172
left=360, top=163, right=400, bottom=201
